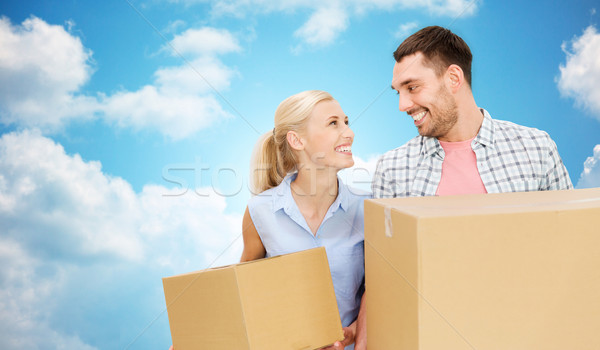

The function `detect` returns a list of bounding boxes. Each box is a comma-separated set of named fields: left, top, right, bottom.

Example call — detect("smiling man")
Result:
left=372, top=26, right=573, bottom=198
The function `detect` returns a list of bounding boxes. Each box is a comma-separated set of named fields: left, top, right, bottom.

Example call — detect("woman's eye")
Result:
left=330, top=120, right=337, bottom=125
left=345, top=120, right=349, bottom=125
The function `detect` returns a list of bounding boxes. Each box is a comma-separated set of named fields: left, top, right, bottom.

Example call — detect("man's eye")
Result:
left=408, top=86, right=417, bottom=91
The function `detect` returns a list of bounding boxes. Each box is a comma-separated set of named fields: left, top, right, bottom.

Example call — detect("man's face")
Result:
left=391, top=52, right=458, bottom=140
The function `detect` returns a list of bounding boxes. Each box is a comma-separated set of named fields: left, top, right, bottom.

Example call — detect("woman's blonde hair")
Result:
left=249, top=90, right=334, bottom=194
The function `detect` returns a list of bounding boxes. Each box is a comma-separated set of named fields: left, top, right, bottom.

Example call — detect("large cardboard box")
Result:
left=163, top=247, right=344, bottom=350
left=365, top=188, right=600, bottom=350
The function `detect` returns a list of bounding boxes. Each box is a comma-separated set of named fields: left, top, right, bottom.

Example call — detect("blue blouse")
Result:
left=247, top=173, right=370, bottom=330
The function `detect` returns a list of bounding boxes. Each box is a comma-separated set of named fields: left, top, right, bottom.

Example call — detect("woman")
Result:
left=241, top=90, right=369, bottom=350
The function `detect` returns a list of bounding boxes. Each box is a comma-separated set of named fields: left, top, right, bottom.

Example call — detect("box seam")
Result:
left=234, top=266, right=252, bottom=350
left=416, top=215, right=422, bottom=349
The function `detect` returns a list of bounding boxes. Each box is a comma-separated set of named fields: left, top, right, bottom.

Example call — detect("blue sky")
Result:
left=1, top=0, right=599, bottom=349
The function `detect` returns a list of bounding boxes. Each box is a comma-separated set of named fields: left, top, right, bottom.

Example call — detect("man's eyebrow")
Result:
left=391, top=78, right=418, bottom=90
left=399, top=78, right=417, bottom=87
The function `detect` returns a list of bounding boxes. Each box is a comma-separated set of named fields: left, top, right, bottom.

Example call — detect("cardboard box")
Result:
left=163, top=247, right=344, bottom=350
left=365, top=188, right=600, bottom=350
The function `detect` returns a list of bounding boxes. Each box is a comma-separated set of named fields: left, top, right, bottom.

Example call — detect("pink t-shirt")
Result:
left=436, top=137, right=487, bottom=196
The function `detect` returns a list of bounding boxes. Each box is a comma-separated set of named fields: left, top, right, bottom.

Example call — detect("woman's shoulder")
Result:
left=247, top=182, right=290, bottom=214
left=248, top=187, right=276, bottom=207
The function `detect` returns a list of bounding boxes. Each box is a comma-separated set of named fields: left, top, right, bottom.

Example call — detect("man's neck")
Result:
left=439, top=100, right=484, bottom=142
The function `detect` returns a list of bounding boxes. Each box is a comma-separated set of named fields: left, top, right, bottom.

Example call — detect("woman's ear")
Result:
left=286, top=131, right=304, bottom=151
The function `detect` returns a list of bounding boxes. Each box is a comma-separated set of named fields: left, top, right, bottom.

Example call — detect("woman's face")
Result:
left=298, top=99, right=355, bottom=171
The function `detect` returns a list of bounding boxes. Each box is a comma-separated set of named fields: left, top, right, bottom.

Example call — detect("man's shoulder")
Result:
left=378, top=135, right=424, bottom=165
left=492, top=118, right=551, bottom=140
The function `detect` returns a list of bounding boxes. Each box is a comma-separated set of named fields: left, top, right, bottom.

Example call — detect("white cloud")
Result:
left=168, top=27, right=241, bottom=57
left=207, top=0, right=478, bottom=17
left=294, top=4, right=349, bottom=49
left=183, top=0, right=479, bottom=48
left=426, top=0, right=479, bottom=17
left=339, top=154, right=380, bottom=193
left=557, top=25, right=600, bottom=120
left=163, top=19, right=187, bottom=34
left=0, top=129, right=145, bottom=261
left=101, top=27, right=241, bottom=140
left=0, top=16, right=240, bottom=140
left=100, top=26, right=241, bottom=140
left=0, top=239, right=97, bottom=349
left=576, top=144, right=600, bottom=189
left=351, top=0, right=478, bottom=17
left=395, top=21, right=419, bottom=39
left=101, top=86, right=229, bottom=140
left=0, top=129, right=243, bottom=266
left=154, top=56, right=237, bottom=95
left=0, top=130, right=243, bottom=348
left=0, top=16, right=98, bottom=129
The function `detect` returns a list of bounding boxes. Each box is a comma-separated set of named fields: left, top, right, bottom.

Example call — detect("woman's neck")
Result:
left=292, top=167, right=339, bottom=200
left=290, top=167, right=339, bottom=234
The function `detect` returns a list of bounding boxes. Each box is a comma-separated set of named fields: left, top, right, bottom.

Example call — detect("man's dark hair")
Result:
left=393, top=26, right=472, bottom=86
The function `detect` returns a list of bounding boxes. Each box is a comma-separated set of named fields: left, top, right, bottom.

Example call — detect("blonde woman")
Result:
left=242, top=90, right=369, bottom=350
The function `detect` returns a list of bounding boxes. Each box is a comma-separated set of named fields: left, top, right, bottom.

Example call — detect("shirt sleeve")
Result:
left=543, top=136, right=573, bottom=190
left=372, top=155, right=395, bottom=198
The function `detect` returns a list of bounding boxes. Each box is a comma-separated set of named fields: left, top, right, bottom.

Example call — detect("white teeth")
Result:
left=412, top=110, right=427, bottom=121
left=336, top=145, right=351, bottom=153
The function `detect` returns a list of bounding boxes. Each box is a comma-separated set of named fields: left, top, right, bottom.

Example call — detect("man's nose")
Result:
left=398, top=92, right=413, bottom=112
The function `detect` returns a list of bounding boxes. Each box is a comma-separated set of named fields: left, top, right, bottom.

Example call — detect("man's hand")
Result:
left=320, top=322, right=356, bottom=350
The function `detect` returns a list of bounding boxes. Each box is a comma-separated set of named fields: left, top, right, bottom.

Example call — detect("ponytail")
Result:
left=249, top=131, right=283, bottom=194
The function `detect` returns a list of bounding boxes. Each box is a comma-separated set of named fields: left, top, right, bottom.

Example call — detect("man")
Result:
left=356, top=25, right=572, bottom=347
left=372, top=26, right=573, bottom=198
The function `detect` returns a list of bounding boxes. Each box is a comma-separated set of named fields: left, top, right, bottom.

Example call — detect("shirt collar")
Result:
left=336, top=177, right=350, bottom=212
left=422, top=135, right=442, bottom=158
left=272, top=173, right=295, bottom=213
left=421, top=108, right=495, bottom=157
left=473, top=108, right=494, bottom=148
left=271, top=172, right=348, bottom=214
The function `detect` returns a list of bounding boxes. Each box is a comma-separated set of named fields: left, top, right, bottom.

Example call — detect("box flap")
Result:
left=235, top=247, right=344, bottom=350
left=367, top=188, right=600, bottom=218
left=163, top=267, right=250, bottom=350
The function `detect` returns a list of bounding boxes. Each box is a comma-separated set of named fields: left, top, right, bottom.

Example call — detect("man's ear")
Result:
left=287, top=131, right=304, bottom=151
left=446, top=64, right=464, bottom=93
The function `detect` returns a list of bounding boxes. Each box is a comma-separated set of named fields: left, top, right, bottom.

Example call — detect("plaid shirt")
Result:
left=372, top=109, right=573, bottom=198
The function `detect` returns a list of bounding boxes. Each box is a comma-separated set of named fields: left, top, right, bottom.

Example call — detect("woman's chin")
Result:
left=338, top=159, right=355, bottom=170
